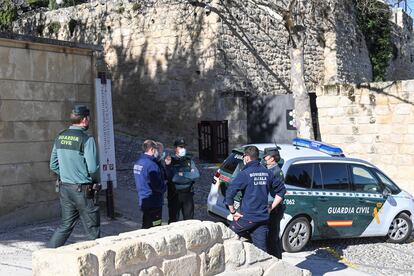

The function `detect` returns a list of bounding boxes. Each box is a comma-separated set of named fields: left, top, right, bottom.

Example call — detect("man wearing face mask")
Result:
left=134, top=140, right=166, bottom=229
left=48, top=105, right=100, bottom=248
left=263, top=148, right=286, bottom=259
left=166, top=138, right=200, bottom=223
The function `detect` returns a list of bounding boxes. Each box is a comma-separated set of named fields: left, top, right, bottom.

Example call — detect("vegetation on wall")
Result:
left=0, top=0, right=17, bottom=30
left=355, top=0, right=393, bottom=82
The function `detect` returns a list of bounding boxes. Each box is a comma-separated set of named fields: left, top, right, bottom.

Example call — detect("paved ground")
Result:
left=1, top=133, right=414, bottom=275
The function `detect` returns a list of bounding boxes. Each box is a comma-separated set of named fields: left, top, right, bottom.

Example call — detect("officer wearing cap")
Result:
left=263, top=147, right=286, bottom=258
left=226, top=146, right=274, bottom=252
left=165, top=138, right=200, bottom=223
left=48, top=105, right=100, bottom=248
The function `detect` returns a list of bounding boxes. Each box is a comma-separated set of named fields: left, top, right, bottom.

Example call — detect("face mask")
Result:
left=154, top=149, right=159, bottom=159
left=178, top=148, right=186, bottom=157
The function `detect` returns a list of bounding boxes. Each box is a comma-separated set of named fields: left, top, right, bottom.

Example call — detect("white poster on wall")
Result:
left=95, top=78, right=117, bottom=189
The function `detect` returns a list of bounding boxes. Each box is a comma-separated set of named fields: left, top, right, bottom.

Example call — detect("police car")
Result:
left=207, top=138, right=414, bottom=252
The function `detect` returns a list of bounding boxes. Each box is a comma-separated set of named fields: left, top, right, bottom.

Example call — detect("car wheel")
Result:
left=386, top=213, right=413, bottom=243
left=282, top=216, right=311, bottom=253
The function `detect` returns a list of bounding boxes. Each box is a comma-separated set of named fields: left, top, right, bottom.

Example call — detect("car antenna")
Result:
left=273, top=138, right=281, bottom=150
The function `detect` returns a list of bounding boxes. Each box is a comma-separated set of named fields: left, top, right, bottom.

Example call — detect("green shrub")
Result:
left=0, top=0, right=17, bottom=30
left=355, top=0, right=393, bottom=82
left=48, top=0, right=57, bottom=10
left=27, top=0, right=49, bottom=8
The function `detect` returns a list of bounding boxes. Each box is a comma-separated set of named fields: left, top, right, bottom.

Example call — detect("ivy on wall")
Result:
left=355, top=0, right=393, bottom=82
left=0, top=0, right=17, bottom=30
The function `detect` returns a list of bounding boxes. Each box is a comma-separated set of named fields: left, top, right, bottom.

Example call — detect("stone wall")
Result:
left=0, top=34, right=97, bottom=228
left=33, top=220, right=310, bottom=276
left=316, top=80, right=414, bottom=194
left=386, top=8, right=414, bottom=81
left=10, top=0, right=414, bottom=149
left=3, top=1, right=355, bottom=148
left=332, top=0, right=372, bottom=84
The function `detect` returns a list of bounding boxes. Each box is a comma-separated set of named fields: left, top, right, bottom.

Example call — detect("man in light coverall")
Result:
left=48, top=105, right=100, bottom=248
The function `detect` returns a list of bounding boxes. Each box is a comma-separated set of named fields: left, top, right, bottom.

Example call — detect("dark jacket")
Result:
left=268, top=164, right=286, bottom=200
left=134, top=154, right=166, bottom=209
left=168, top=156, right=200, bottom=191
left=225, top=160, right=273, bottom=222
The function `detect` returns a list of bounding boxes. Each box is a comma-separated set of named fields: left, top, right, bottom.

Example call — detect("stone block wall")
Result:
left=386, top=8, right=414, bottom=81
left=3, top=0, right=365, bottom=148
left=13, top=0, right=248, bottom=148
left=0, top=36, right=96, bottom=227
left=316, top=80, right=414, bottom=194
left=33, top=220, right=309, bottom=276
left=10, top=0, right=414, bottom=149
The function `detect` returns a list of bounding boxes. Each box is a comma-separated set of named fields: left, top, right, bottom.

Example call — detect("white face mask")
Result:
left=178, top=148, right=186, bottom=157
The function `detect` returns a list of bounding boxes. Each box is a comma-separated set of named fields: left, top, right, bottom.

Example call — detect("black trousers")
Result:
left=142, top=207, right=162, bottom=229
left=268, top=204, right=285, bottom=258
left=168, top=190, right=194, bottom=223
left=47, top=183, right=100, bottom=248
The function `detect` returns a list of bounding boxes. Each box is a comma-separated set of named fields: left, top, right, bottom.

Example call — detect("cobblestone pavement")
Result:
left=116, top=134, right=414, bottom=276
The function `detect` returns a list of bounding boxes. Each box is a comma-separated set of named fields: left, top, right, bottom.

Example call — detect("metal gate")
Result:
left=198, top=120, right=229, bottom=163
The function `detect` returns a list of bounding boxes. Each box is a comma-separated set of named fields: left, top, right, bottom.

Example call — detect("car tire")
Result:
left=386, top=213, right=413, bottom=243
left=282, top=216, right=311, bottom=253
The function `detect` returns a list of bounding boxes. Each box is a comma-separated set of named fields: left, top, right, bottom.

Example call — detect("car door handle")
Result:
left=318, top=196, right=328, bottom=202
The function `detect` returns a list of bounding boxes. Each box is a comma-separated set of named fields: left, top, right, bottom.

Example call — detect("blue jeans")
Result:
left=230, top=217, right=268, bottom=252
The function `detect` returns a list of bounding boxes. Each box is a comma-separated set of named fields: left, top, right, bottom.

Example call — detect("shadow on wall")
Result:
left=356, top=81, right=414, bottom=106
left=14, top=1, right=303, bottom=149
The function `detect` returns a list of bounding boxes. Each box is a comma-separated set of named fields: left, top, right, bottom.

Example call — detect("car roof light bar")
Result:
left=292, top=138, right=344, bottom=156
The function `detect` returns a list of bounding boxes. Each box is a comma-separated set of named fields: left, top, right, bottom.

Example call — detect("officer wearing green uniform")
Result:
left=48, top=105, right=100, bottom=248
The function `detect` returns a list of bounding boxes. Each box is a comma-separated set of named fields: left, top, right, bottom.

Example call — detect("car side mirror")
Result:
left=382, top=187, right=391, bottom=198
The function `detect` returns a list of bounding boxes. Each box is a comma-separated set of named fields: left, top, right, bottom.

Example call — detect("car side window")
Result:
left=285, top=163, right=323, bottom=189
left=351, top=165, right=380, bottom=193
left=320, top=163, right=350, bottom=191
left=285, top=164, right=313, bottom=189
left=312, top=164, right=323, bottom=190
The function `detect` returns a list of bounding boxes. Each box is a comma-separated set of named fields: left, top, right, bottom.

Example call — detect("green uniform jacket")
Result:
left=50, top=126, right=99, bottom=184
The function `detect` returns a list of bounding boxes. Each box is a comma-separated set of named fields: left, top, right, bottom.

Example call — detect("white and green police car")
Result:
left=207, top=138, right=414, bottom=252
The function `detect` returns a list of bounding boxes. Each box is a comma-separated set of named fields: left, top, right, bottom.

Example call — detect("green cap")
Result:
left=72, top=105, right=90, bottom=117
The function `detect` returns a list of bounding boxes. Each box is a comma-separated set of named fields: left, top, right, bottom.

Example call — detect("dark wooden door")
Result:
left=198, top=121, right=228, bottom=163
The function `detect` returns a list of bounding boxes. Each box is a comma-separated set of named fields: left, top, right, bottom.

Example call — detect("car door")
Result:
left=350, top=164, right=386, bottom=237
left=315, top=162, right=355, bottom=238
left=284, top=163, right=317, bottom=219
